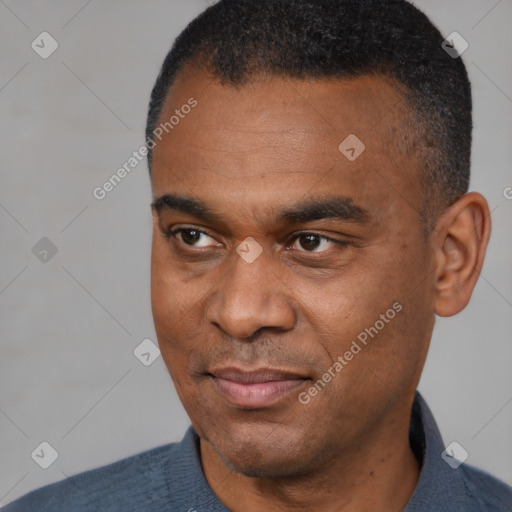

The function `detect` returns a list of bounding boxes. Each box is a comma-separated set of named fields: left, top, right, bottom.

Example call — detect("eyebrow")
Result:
left=151, top=194, right=370, bottom=226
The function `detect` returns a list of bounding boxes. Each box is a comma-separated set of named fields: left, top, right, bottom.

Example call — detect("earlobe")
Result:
left=433, top=192, right=491, bottom=317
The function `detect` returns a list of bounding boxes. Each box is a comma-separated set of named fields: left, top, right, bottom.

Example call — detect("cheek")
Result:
left=151, top=235, right=199, bottom=328
left=300, top=248, right=429, bottom=387
left=338, top=259, right=433, bottom=395
left=151, top=236, right=218, bottom=380
left=295, top=263, right=392, bottom=342
left=151, top=239, right=195, bottom=368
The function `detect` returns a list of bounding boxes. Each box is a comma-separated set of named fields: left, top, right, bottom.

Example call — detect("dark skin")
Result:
left=150, top=69, right=491, bottom=511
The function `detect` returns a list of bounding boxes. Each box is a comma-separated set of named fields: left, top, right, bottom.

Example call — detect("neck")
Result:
left=200, top=406, right=420, bottom=512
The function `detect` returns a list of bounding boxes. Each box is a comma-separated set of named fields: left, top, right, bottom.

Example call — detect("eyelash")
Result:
left=164, top=227, right=350, bottom=254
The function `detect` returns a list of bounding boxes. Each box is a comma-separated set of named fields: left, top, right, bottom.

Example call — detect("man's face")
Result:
left=150, top=71, right=436, bottom=477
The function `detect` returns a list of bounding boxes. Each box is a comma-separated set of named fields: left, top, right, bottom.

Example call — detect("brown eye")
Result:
left=291, top=233, right=340, bottom=253
left=299, top=234, right=322, bottom=251
left=180, top=229, right=202, bottom=245
left=169, top=228, right=218, bottom=248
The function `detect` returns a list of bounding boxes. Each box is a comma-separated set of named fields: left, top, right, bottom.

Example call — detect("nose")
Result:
left=206, top=250, right=296, bottom=339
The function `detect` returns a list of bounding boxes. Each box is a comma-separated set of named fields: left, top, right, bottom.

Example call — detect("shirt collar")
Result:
left=405, top=391, right=473, bottom=511
left=170, top=392, right=474, bottom=511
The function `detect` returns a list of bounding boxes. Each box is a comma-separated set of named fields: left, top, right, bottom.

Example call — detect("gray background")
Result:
left=1, top=0, right=511, bottom=506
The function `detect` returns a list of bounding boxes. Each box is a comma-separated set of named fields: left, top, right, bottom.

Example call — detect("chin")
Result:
left=219, top=446, right=311, bottom=479
left=205, top=421, right=315, bottom=478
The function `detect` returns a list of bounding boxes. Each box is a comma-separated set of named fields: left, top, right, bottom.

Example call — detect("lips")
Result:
left=209, top=367, right=309, bottom=408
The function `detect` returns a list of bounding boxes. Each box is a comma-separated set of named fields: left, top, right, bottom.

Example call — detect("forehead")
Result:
left=151, top=70, right=423, bottom=225
left=156, top=71, right=408, bottom=153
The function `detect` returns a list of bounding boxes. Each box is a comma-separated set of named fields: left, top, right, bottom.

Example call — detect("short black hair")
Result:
left=146, top=0, right=472, bottom=228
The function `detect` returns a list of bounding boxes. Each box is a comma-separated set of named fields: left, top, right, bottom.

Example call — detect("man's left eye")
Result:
left=289, top=234, right=342, bottom=253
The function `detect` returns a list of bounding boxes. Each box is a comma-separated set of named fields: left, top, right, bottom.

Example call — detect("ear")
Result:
left=431, top=192, right=491, bottom=317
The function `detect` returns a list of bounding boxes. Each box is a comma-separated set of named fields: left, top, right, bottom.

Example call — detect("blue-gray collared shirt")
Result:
left=3, top=392, right=511, bottom=511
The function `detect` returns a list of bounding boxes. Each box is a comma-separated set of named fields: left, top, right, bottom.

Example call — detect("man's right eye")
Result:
left=166, top=228, right=219, bottom=248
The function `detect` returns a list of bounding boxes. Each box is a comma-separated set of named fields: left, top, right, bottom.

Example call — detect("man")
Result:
left=5, top=0, right=511, bottom=510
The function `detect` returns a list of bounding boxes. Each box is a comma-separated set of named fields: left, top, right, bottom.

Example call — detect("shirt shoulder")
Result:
left=1, top=442, right=179, bottom=512
left=461, top=463, right=512, bottom=511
